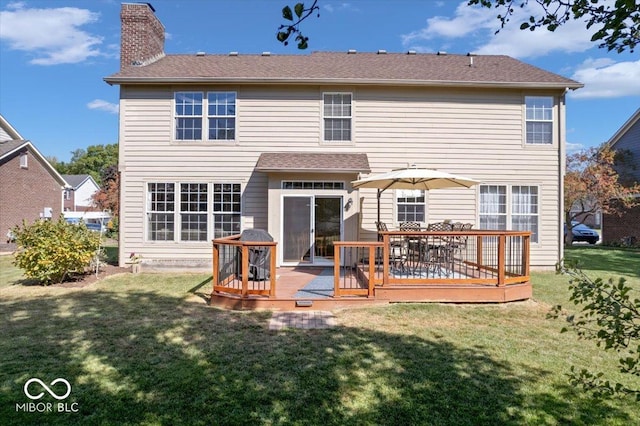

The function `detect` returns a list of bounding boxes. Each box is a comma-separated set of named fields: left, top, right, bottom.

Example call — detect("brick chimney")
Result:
left=120, top=3, right=165, bottom=70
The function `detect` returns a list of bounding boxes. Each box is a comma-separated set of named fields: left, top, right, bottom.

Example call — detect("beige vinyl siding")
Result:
left=118, top=84, right=563, bottom=268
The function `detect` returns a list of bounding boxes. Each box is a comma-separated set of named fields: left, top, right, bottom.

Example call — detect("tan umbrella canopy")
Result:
left=351, top=167, right=481, bottom=223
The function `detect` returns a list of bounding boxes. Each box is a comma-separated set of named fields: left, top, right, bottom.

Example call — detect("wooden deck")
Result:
left=211, top=230, right=532, bottom=311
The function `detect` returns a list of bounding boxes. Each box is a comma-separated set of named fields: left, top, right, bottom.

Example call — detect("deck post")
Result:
left=241, top=246, right=249, bottom=297
left=269, top=245, right=277, bottom=297
left=522, top=234, right=530, bottom=277
left=476, top=235, right=483, bottom=271
left=212, top=243, right=219, bottom=289
left=368, top=245, right=376, bottom=297
left=333, top=245, right=341, bottom=298
left=382, top=233, right=390, bottom=286
left=497, top=234, right=506, bottom=287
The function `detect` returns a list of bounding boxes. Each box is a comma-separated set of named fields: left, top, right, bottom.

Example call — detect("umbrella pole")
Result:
left=377, top=189, right=382, bottom=224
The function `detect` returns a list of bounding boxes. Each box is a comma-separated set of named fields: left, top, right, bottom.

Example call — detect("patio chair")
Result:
left=425, top=222, right=454, bottom=276
left=389, top=237, right=409, bottom=274
left=451, top=222, right=464, bottom=231
left=399, top=221, right=421, bottom=231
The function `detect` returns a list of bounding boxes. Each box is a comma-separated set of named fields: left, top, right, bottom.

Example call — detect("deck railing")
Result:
left=212, top=235, right=277, bottom=297
left=334, top=230, right=530, bottom=297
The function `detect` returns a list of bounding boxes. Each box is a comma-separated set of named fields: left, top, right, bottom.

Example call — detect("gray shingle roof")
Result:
left=105, top=51, right=582, bottom=89
left=61, top=174, right=92, bottom=189
left=256, top=152, right=370, bottom=173
left=0, top=140, right=27, bottom=158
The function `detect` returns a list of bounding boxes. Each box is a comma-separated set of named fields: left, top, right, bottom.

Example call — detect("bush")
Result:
left=12, top=216, right=101, bottom=285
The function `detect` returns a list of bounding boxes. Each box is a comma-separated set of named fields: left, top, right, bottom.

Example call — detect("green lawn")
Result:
left=1, top=247, right=638, bottom=425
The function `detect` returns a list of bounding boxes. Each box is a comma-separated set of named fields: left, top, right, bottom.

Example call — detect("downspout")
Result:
left=558, top=88, right=568, bottom=263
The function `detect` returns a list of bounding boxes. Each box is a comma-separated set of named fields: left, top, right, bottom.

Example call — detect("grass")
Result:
left=1, top=246, right=639, bottom=425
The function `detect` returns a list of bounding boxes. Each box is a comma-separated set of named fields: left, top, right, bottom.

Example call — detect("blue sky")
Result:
left=1, top=0, right=638, bottom=162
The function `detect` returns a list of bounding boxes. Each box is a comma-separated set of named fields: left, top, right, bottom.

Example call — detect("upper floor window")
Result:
left=525, top=96, right=553, bottom=144
left=175, top=92, right=203, bottom=140
left=174, top=91, right=236, bottom=141
left=323, top=93, right=351, bottom=141
left=208, top=92, right=236, bottom=140
left=396, top=189, right=425, bottom=223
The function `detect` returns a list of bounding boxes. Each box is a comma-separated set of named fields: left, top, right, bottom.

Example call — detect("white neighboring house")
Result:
left=61, top=174, right=100, bottom=212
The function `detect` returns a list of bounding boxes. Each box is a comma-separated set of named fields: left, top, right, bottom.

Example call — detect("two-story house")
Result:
left=0, top=114, right=68, bottom=241
left=62, top=174, right=100, bottom=212
left=105, top=3, right=582, bottom=270
left=603, top=108, right=640, bottom=244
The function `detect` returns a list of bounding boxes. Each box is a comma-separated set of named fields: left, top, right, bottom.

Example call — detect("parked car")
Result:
left=565, top=221, right=599, bottom=244
left=65, top=217, right=106, bottom=233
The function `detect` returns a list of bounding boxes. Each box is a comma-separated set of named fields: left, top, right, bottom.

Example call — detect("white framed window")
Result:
left=207, top=92, right=236, bottom=140
left=396, top=189, right=425, bottom=223
left=175, top=92, right=203, bottom=140
left=19, top=153, right=28, bottom=168
left=212, top=183, right=241, bottom=238
left=64, top=190, right=71, bottom=200
left=174, top=91, right=236, bottom=141
left=525, top=96, right=553, bottom=144
left=512, top=186, right=539, bottom=242
left=147, top=183, right=176, bottom=241
left=479, top=184, right=539, bottom=242
left=180, top=183, right=208, bottom=241
left=479, top=185, right=507, bottom=230
left=282, top=181, right=345, bottom=190
left=323, top=93, right=351, bottom=141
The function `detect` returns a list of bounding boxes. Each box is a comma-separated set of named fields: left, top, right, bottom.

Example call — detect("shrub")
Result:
left=12, top=216, right=101, bottom=285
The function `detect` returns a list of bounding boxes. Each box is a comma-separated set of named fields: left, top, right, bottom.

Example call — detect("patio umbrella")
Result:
left=351, top=167, right=481, bottom=224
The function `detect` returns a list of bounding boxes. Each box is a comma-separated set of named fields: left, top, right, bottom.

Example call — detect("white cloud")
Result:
left=0, top=3, right=103, bottom=65
left=566, top=141, right=585, bottom=153
left=402, top=1, right=599, bottom=58
left=569, top=59, right=640, bottom=99
left=323, top=3, right=358, bottom=14
left=87, top=99, right=119, bottom=114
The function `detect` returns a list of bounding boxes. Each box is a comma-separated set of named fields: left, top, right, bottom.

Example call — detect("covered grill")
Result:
left=238, top=229, right=273, bottom=281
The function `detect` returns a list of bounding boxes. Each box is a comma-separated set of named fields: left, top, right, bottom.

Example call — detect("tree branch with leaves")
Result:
left=276, top=1, right=320, bottom=49
left=551, top=261, right=640, bottom=400
left=468, top=0, right=640, bottom=53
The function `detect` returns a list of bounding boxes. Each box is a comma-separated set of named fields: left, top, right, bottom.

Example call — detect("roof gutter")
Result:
left=104, top=76, right=583, bottom=90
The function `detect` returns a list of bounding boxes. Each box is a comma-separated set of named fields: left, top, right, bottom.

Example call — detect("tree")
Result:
left=564, top=144, right=640, bottom=245
left=54, top=143, right=118, bottom=185
left=276, top=1, right=640, bottom=53
left=552, top=262, right=639, bottom=401
left=92, top=164, right=120, bottom=221
left=468, top=0, right=640, bottom=53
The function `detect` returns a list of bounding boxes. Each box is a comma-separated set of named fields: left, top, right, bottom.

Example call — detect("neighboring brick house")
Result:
left=105, top=3, right=582, bottom=269
left=62, top=174, right=100, bottom=212
left=603, top=108, right=640, bottom=245
left=0, top=114, right=68, bottom=240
